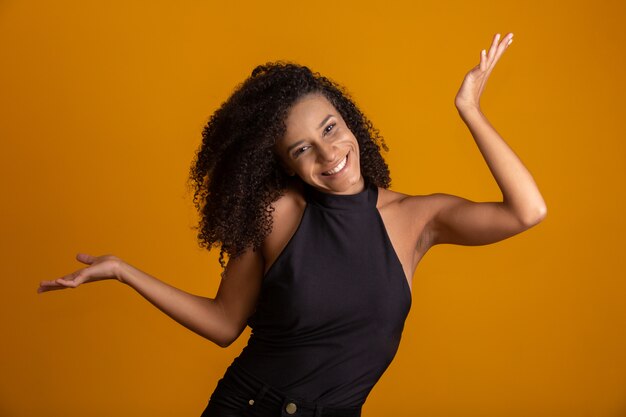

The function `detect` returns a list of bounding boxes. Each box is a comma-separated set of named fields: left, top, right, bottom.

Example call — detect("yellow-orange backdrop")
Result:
left=1, top=1, right=624, bottom=416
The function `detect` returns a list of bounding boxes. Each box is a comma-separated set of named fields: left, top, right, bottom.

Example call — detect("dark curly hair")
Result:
left=188, top=61, right=391, bottom=268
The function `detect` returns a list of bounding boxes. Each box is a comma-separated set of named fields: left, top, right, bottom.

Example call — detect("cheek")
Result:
left=280, top=155, right=308, bottom=174
left=296, top=158, right=315, bottom=173
left=349, top=136, right=361, bottom=153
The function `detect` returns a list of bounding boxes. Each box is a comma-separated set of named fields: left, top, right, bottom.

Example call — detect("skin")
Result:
left=38, top=32, right=546, bottom=349
left=274, top=93, right=365, bottom=196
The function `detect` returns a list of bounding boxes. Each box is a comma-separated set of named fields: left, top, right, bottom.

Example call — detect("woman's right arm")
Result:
left=38, top=249, right=264, bottom=348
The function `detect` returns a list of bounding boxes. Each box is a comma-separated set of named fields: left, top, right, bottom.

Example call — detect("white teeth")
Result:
left=324, top=155, right=347, bottom=175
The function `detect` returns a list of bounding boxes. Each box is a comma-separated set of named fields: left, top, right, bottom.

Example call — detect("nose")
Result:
left=317, top=141, right=337, bottom=163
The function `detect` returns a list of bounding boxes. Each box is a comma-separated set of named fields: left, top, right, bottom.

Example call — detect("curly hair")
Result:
left=188, top=61, right=391, bottom=268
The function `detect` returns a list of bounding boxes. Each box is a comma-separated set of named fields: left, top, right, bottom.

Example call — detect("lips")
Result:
left=322, top=153, right=348, bottom=176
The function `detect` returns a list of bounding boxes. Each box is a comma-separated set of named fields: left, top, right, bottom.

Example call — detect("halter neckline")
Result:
left=303, top=179, right=377, bottom=211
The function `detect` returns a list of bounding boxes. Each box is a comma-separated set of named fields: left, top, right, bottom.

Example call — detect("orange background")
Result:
left=1, top=1, right=625, bottom=416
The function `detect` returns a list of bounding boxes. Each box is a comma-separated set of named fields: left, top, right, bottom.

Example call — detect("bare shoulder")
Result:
left=376, top=187, right=446, bottom=254
left=377, top=187, right=433, bottom=224
left=261, top=180, right=307, bottom=274
left=378, top=188, right=463, bottom=221
left=269, top=181, right=306, bottom=215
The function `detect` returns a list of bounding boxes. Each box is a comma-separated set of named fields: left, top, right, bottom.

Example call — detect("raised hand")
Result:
left=38, top=253, right=123, bottom=293
left=454, top=32, right=514, bottom=112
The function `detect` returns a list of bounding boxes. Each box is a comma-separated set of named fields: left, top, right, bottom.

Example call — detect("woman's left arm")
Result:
left=421, top=32, right=547, bottom=248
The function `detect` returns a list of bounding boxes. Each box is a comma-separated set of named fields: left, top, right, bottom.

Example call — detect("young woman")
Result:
left=38, top=32, right=546, bottom=416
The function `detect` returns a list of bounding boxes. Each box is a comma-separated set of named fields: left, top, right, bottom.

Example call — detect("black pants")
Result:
left=200, top=363, right=362, bottom=417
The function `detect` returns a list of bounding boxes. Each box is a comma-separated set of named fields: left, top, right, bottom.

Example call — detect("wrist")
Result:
left=456, top=104, right=485, bottom=124
left=114, top=259, right=131, bottom=285
left=456, top=102, right=482, bottom=115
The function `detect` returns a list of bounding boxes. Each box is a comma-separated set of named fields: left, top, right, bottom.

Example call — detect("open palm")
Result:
left=37, top=253, right=122, bottom=293
left=455, top=32, right=514, bottom=111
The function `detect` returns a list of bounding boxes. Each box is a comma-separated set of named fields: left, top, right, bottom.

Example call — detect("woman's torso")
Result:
left=230, top=178, right=432, bottom=406
left=261, top=178, right=430, bottom=291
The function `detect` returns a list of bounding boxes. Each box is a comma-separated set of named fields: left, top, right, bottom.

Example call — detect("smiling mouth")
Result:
left=322, top=153, right=348, bottom=176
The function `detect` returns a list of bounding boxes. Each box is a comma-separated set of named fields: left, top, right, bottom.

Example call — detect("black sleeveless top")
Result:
left=233, top=179, right=412, bottom=407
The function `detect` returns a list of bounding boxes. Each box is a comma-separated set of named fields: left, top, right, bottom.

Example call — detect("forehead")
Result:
left=283, top=93, right=337, bottom=134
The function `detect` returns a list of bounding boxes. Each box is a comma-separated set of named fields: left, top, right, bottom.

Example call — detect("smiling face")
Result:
left=274, top=93, right=365, bottom=195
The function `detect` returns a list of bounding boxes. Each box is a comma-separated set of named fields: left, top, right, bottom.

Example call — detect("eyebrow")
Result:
left=286, top=114, right=334, bottom=154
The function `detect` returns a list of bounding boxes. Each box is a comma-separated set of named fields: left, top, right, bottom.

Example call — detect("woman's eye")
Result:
left=323, top=123, right=336, bottom=136
left=293, top=146, right=308, bottom=157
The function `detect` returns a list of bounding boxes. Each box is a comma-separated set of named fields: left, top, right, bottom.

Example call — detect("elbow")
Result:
left=209, top=300, right=245, bottom=348
left=520, top=204, right=547, bottom=228
left=212, top=326, right=242, bottom=348
left=212, top=334, right=235, bottom=348
left=215, top=338, right=234, bottom=349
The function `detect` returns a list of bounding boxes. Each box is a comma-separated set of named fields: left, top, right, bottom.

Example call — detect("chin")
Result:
left=322, top=176, right=364, bottom=195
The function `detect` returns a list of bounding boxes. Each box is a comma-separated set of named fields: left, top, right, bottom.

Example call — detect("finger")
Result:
left=56, top=272, right=87, bottom=288
left=480, top=49, right=487, bottom=72
left=486, top=32, right=514, bottom=74
left=50, top=269, right=83, bottom=287
left=38, top=284, right=68, bottom=293
left=497, top=33, right=514, bottom=55
left=76, top=253, right=96, bottom=264
left=56, top=269, right=80, bottom=281
left=38, top=280, right=69, bottom=293
left=38, top=271, right=87, bottom=292
left=505, top=32, right=514, bottom=46
left=487, top=33, right=501, bottom=64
